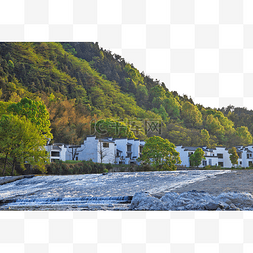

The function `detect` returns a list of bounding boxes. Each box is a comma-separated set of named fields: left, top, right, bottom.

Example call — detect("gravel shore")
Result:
left=169, top=170, right=253, bottom=196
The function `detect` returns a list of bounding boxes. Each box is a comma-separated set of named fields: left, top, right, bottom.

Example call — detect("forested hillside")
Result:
left=0, top=42, right=252, bottom=147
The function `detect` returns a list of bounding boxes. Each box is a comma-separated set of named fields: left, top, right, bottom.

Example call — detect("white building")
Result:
left=243, top=146, right=253, bottom=167
left=176, top=145, right=253, bottom=168
left=78, top=136, right=115, bottom=164
left=203, top=148, right=218, bottom=167
left=46, top=136, right=144, bottom=165
left=114, top=138, right=143, bottom=164
left=46, top=137, right=253, bottom=168
left=45, top=143, right=71, bottom=162
left=175, top=146, right=218, bottom=168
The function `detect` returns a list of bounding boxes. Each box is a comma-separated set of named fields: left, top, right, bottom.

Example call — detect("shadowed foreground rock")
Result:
left=129, top=190, right=253, bottom=211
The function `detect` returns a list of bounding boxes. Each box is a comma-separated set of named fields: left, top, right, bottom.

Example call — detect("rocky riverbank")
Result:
left=130, top=170, right=253, bottom=211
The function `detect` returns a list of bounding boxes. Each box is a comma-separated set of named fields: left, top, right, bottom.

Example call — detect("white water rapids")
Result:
left=0, top=170, right=230, bottom=210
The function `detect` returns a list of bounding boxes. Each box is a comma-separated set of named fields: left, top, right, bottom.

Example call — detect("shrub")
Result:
left=138, top=164, right=153, bottom=172
left=105, top=163, right=113, bottom=171
left=73, top=166, right=80, bottom=174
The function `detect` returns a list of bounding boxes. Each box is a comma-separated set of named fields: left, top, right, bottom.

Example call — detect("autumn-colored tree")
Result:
left=45, top=96, right=92, bottom=144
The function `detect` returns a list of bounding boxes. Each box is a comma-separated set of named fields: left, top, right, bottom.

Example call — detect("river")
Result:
left=0, top=170, right=230, bottom=210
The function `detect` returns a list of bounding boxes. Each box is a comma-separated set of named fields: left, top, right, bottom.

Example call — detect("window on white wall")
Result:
left=51, top=151, right=60, bottom=157
left=103, top=142, right=109, bottom=148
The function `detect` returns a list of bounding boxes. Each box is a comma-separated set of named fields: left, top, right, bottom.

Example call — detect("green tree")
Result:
left=152, top=104, right=169, bottom=122
left=213, top=111, right=234, bottom=131
left=181, top=101, right=203, bottom=128
left=7, top=97, right=53, bottom=139
left=228, top=147, right=239, bottom=167
left=235, top=126, right=252, bottom=146
left=0, top=115, right=49, bottom=175
left=200, top=129, right=210, bottom=147
left=205, top=114, right=225, bottom=144
left=189, top=148, right=205, bottom=167
left=139, top=136, right=181, bottom=171
left=163, top=94, right=181, bottom=119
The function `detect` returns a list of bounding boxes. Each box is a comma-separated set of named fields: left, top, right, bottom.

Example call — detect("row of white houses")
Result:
left=45, top=136, right=145, bottom=165
left=176, top=145, right=253, bottom=168
left=45, top=136, right=253, bottom=168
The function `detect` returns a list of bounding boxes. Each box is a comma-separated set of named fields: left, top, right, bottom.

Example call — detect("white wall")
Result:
left=132, top=140, right=140, bottom=159
left=97, top=141, right=115, bottom=164
left=213, top=147, right=232, bottom=168
left=78, top=137, right=116, bottom=164
left=114, top=139, right=128, bottom=163
left=45, top=144, right=69, bottom=162
left=78, top=136, right=98, bottom=162
left=175, top=146, right=190, bottom=167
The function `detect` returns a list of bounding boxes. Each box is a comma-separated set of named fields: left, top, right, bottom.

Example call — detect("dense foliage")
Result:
left=228, top=147, right=239, bottom=167
left=189, top=148, right=205, bottom=167
left=0, top=99, right=50, bottom=175
left=139, top=136, right=181, bottom=170
left=0, top=42, right=252, bottom=148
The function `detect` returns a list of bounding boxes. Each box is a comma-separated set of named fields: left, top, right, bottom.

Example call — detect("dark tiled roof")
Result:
left=183, top=147, right=198, bottom=151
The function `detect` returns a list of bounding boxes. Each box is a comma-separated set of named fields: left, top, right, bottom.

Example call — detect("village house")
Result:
left=114, top=138, right=144, bottom=164
left=78, top=136, right=115, bottom=164
left=176, top=145, right=253, bottom=168
left=46, top=136, right=144, bottom=165
left=46, top=138, right=253, bottom=168
left=45, top=143, right=71, bottom=162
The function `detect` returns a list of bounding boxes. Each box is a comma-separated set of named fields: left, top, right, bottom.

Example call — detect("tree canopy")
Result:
left=7, top=97, right=52, bottom=139
left=0, top=42, right=252, bottom=147
left=189, top=148, right=205, bottom=167
left=228, top=147, right=239, bottom=167
left=139, top=136, right=181, bottom=171
left=0, top=114, right=49, bottom=175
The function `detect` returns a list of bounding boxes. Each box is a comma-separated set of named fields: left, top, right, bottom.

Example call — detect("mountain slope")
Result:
left=0, top=42, right=252, bottom=147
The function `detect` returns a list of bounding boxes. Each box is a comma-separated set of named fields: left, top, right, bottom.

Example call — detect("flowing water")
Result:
left=0, top=170, right=230, bottom=210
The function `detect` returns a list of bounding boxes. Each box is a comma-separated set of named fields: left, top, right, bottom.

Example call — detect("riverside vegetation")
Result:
left=0, top=42, right=253, bottom=175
